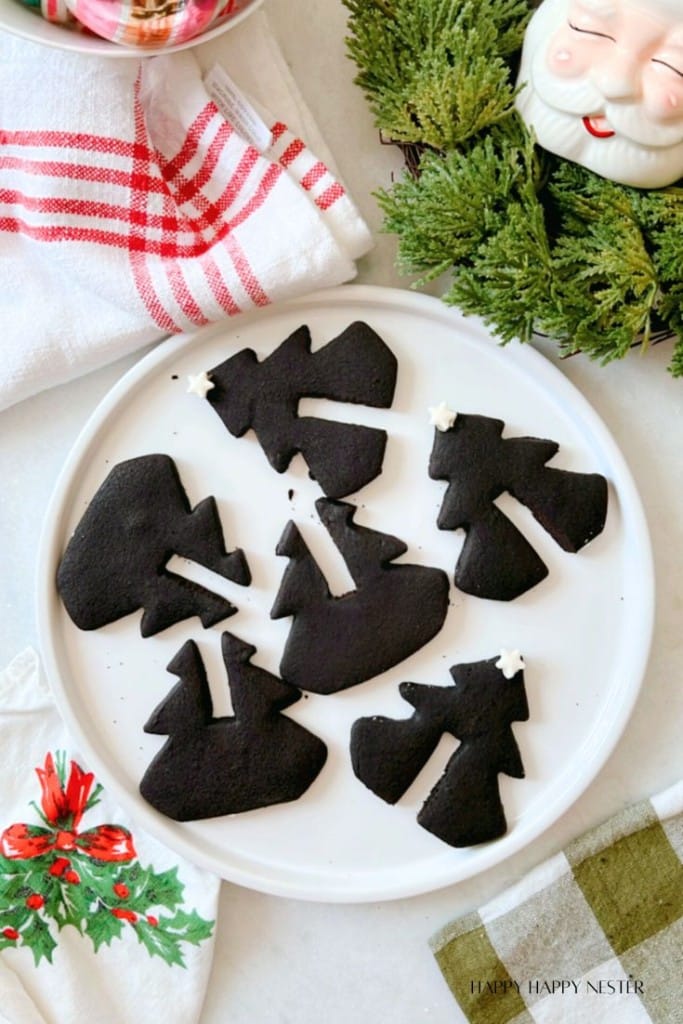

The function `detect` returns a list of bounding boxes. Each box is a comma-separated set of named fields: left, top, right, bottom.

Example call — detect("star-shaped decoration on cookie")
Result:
left=187, top=371, right=215, bottom=399
left=495, top=648, right=525, bottom=680
left=428, top=401, right=457, bottom=432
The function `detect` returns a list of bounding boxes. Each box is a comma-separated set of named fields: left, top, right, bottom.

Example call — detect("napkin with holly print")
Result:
left=431, top=779, right=683, bottom=1024
left=0, top=648, right=220, bottom=1024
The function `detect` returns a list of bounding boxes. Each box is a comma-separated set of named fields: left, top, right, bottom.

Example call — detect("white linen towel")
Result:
left=0, top=648, right=221, bottom=1024
left=0, top=10, right=372, bottom=411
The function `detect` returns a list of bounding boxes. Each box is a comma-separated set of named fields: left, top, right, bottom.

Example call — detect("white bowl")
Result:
left=0, top=0, right=262, bottom=55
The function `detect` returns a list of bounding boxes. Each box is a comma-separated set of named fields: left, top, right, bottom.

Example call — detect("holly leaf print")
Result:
left=133, top=908, right=215, bottom=967
left=163, top=908, right=215, bottom=947
left=0, top=751, right=215, bottom=967
left=134, top=916, right=189, bottom=968
left=0, top=873, right=30, bottom=903
left=135, top=866, right=185, bottom=912
left=84, top=905, right=125, bottom=952
left=0, top=853, right=32, bottom=876
left=52, top=872, right=93, bottom=931
left=21, top=914, right=58, bottom=966
left=0, top=905, right=31, bottom=932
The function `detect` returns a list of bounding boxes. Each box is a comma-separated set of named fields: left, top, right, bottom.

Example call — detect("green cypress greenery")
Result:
left=344, top=0, right=683, bottom=375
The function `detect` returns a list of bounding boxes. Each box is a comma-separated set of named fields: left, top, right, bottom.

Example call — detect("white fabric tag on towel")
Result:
left=204, top=63, right=273, bottom=152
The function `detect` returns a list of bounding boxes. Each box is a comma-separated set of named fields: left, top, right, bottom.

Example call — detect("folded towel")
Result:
left=0, top=9, right=372, bottom=412
left=431, top=781, right=683, bottom=1023
left=0, top=648, right=220, bottom=1024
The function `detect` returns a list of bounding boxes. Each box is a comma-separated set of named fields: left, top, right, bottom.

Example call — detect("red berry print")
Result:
left=64, top=870, right=80, bottom=884
left=146, top=915, right=159, bottom=927
left=2, top=928, right=19, bottom=941
left=49, top=857, right=70, bottom=877
left=112, top=882, right=130, bottom=899
left=26, top=894, right=45, bottom=910
left=111, top=908, right=138, bottom=923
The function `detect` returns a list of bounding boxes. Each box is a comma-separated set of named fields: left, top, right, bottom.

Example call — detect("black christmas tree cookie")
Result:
left=139, top=632, right=328, bottom=821
left=428, top=411, right=608, bottom=600
left=204, top=320, right=398, bottom=498
left=351, top=650, right=529, bottom=847
left=270, top=498, right=450, bottom=694
left=57, top=453, right=250, bottom=637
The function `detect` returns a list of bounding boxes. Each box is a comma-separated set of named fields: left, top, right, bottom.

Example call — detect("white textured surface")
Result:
left=1, top=0, right=682, bottom=1021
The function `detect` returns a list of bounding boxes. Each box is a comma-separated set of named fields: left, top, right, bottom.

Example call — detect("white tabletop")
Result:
left=2, top=1, right=683, bottom=1021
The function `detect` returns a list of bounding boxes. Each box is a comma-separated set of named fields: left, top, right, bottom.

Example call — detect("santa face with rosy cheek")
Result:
left=515, top=0, right=683, bottom=187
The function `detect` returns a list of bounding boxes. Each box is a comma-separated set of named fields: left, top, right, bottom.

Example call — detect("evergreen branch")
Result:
left=343, top=0, right=683, bottom=375
left=445, top=198, right=553, bottom=344
left=539, top=163, right=660, bottom=361
left=669, top=333, right=683, bottom=377
left=344, top=0, right=530, bottom=148
left=378, top=120, right=540, bottom=276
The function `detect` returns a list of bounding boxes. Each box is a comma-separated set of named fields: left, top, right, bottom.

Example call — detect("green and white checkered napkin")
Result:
left=431, top=780, right=683, bottom=1023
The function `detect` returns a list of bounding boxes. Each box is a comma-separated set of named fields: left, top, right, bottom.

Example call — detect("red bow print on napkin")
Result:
left=0, top=752, right=136, bottom=863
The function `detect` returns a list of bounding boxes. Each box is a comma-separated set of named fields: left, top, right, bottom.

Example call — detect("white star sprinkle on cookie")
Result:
left=428, top=401, right=457, bottom=432
left=495, top=648, right=525, bottom=679
left=187, top=371, right=215, bottom=399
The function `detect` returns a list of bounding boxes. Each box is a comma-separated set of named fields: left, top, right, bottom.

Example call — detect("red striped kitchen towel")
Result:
left=0, top=28, right=372, bottom=412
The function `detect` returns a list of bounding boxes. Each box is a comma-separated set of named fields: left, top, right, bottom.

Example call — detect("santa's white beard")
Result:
left=517, top=82, right=683, bottom=186
left=528, top=55, right=683, bottom=149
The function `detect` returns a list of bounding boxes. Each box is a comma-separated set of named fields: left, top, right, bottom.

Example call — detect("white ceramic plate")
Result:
left=37, top=285, right=654, bottom=902
left=0, top=0, right=262, bottom=56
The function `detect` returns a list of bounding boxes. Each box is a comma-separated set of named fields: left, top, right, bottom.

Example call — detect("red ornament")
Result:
left=113, top=882, right=130, bottom=899
left=2, top=928, right=19, bottom=941
left=64, top=870, right=80, bottom=885
left=25, top=894, right=45, bottom=910
left=146, top=915, right=159, bottom=927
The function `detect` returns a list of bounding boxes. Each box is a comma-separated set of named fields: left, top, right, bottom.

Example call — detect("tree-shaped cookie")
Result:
left=139, top=633, right=328, bottom=821
left=350, top=682, right=456, bottom=804
left=57, top=454, right=250, bottom=637
left=270, top=498, right=450, bottom=694
left=429, top=414, right=608, bottom=600
left=351, top=654, right=529, bottom=847
left=206, top=321, right=398, bottom=498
